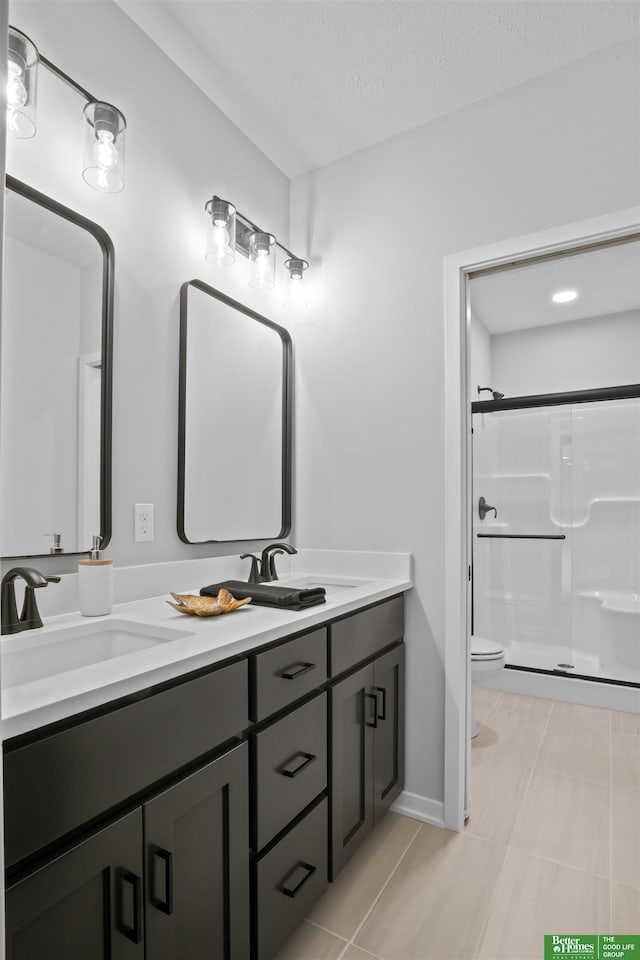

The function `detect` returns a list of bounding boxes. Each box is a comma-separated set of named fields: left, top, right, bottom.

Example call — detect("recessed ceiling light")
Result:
left=552, top=289, right=578, bottom=304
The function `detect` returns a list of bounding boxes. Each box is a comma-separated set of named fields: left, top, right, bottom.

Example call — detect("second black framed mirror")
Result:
left=178, top=280, right=292, bottom=543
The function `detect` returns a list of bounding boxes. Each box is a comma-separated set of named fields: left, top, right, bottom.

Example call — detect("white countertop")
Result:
left=1, top=552, right=412, bottom=740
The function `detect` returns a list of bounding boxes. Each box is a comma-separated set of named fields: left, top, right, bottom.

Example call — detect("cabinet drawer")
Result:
left=255, top=798, right=328, bottom=960
left=254, top=693, right=327, bottom=850
left=329, top=596, right=403, bottom=677
left=252, top=628, right=327, bottom=722
left=4, top=659, right=248, bottom=869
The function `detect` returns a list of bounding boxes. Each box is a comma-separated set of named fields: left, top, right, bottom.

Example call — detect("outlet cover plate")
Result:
left=134, top=503, right=154, bottom=542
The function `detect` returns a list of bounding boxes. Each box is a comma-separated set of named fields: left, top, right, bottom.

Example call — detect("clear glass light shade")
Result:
left=82, top=101, right=126, bottom=194
left=283, top=258, right=309, bottom=310
left=249, top=231, right=276, bottom=289
left=205, top=197, right=236, bottom=266
left=7, top=27, right=39, bottom=139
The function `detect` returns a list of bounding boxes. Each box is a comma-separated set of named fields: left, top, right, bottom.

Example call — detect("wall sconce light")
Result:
left=7, top=26, right=39, bottom=139
left=204, top=194, right=309, bottom=300
left=7, top=24, right=127, bottom=194
left=82, top=101, right=126, bottom=193
left=205, top=197, right=236, bottom=265
left=284, top=257, right=309, bottom=309
left=249, top=231, right=276, bottom=289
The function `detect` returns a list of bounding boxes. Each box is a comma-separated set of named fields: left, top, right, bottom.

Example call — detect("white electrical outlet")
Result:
left=134, top=503, right=154, bottom=542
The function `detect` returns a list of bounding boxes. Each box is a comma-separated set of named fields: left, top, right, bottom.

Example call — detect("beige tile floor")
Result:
left=275, top=687, right=640, bottom=960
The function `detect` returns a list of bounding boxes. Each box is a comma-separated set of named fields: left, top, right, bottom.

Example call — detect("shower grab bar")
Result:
left=476, top=533, right=566, bottom=540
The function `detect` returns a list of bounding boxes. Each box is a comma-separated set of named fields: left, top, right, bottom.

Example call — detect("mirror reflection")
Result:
left=178, top=281, right=292, bottom=543
left=0, top=179, right=113, bottom=558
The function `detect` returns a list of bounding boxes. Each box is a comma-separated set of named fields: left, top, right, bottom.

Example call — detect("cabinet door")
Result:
left=144, top=741, right=250, bottom=960
left=373, top=644, right=405, bottom=824
left=329, top=663, right=374, bottom=879
left=6, top=807, right=144, bottom=960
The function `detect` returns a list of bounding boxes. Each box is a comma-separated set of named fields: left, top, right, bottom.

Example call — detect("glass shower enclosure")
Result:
left=472, top=389, right=640, bottom=686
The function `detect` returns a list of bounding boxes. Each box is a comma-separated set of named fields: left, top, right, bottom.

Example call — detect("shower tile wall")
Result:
left=473, top=398, right=640, bottom=683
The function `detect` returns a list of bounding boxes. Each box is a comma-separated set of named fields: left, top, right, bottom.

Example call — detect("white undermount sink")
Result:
left=1, top=619, right=193, bottom=689
left=273, top=575, right=371, bottom=595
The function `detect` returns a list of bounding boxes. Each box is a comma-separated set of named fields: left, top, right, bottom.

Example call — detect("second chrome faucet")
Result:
left=240, top=543, right=297, bottom=584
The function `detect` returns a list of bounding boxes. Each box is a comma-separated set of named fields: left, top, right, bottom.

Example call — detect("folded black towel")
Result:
left=201, top=580, right=326, bottom=611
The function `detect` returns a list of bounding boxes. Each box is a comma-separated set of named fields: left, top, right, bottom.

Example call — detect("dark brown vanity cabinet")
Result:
left=330, top=635, right=405, bottom=879
left=4, top=594, right=406, bottom=960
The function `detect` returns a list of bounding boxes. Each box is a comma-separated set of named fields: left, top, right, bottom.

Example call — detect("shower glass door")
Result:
left=473, top=396, right=640, bottom=686
left=569, top=397, right=640, bottom=684
left=473, top=404, right=574, bottom=674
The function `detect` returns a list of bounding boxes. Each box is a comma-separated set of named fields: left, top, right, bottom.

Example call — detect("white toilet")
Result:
left=470, top=636, right=506, bottom=737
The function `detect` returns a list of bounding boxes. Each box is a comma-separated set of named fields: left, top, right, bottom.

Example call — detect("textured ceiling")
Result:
left=116, top=0, right=640, bottom=178
left=471, top=239, right=640, bottom=335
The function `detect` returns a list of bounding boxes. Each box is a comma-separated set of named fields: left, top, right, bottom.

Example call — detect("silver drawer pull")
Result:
left=280, top=661, right=315, bottom=680
left=279, top=861, right=317, bottom=898
left=277, top=751, right=317, bottom=779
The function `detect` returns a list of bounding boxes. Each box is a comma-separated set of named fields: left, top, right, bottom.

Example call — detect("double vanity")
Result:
left=2, top=117, right=410, bottom=960
left=2, top=557, right=411, bottom=959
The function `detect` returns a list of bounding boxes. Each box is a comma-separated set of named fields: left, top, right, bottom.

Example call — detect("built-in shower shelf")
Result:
left=575, top=590, right=640, bottom=614
left=550, top=497, right=640, bottom=529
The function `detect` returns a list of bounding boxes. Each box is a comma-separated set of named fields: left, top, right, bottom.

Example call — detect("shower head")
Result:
left=477, top=386, right=505, bottom=401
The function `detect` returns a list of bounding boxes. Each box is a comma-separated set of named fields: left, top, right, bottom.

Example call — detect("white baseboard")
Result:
left=391, top=791, right=445, bottom=828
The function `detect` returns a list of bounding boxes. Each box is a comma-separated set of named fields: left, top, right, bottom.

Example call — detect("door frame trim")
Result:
left=442, top=205, right=640, bottom=831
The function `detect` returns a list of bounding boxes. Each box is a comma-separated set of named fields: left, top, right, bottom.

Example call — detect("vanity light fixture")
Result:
left=204, top=194, right=310, bottom=298
left=552, top=289, right=578, bottom=304
left=7, top=24, right=127, bottom=194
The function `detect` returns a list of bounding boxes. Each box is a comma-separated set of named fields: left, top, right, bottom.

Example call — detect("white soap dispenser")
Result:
left=78, top=535, right=113, bottom=616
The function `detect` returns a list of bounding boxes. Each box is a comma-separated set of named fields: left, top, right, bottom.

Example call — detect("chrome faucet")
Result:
left=1, top=567, right=61, bottom=635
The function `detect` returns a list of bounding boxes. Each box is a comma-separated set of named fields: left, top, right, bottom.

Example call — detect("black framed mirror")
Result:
left=1, top=176, right=113, bottom=559
left=178, top=280, right=292, bottom=543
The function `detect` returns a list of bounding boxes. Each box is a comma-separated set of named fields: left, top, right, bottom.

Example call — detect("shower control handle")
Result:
left=478, top=496, right=498, bottom=521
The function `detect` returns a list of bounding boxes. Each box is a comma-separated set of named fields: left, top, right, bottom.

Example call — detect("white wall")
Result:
left=290, top=39, right=640, bottom=809
left=470, top=315, right=492, bottom=398
left=491, top=309, right=640, bottom=397
left=5, top=0, right=291, bottom=569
